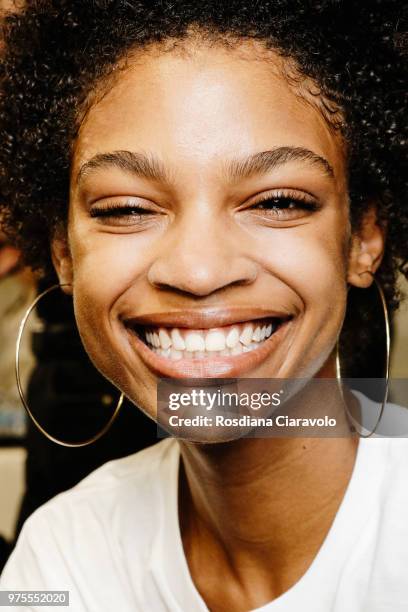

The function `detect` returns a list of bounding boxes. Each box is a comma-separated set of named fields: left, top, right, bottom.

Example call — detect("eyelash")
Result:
left=89, top=192, right=319, bottom=222
left=249, top=192, right=319, bottom=215
left=90, top=201, right=152, bottom=218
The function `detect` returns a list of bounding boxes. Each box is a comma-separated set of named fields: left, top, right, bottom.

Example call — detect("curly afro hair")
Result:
left=0, top=0, right=406, bottom=368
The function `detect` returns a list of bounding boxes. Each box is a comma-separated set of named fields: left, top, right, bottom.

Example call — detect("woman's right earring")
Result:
left=335, top=272, right=390, bottom=438
left=15, top=283, right=124, bottom=448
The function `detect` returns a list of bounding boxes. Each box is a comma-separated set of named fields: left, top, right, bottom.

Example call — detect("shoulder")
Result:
left=352, top=390, right=408, bottom=438
left=0, top=438, right=179, bottom=593
left=74, top=435, right=176, bottom=488
left=34, top=437, right=178, bottom=528
left=356, top=431, right=408, bottom=541
left=354, top=436, right=408, bottom=605
left=357, top=393, right=408, bottom=491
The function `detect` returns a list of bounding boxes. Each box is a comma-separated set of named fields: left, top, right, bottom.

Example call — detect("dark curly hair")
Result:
left=0, top=0, right=407, bottom=369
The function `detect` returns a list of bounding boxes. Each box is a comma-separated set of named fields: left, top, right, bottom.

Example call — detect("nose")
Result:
left=147, top=211, right=258, bottom=297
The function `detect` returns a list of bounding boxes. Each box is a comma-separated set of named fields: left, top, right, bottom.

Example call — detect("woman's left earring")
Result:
left=15, top=283, right=124, bottom=447
left=336, top=272, right=390, bottom=438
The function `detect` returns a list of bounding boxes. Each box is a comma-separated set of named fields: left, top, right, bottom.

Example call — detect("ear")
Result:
left=51, top=229, right=73, bottom=295
left=347, top=205, right=385, bottom=288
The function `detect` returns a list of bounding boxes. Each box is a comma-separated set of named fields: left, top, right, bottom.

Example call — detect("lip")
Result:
left=122, top=306, right=292, bottom=330
left=125, top=316, right=293, bottom=378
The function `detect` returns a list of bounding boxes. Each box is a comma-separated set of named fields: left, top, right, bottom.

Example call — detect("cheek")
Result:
left=70, top=223, right=154, bottom=283
left=255, top=223, right=348, bottom=377
left=68, top=229, right=153, bottom=376
left=249, top=213, right=349, bottom=378
left=253, top=221, right=348, bottom=314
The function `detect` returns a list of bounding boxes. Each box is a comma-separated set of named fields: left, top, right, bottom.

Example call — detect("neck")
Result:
left=178, top=384, right=359, bottom=609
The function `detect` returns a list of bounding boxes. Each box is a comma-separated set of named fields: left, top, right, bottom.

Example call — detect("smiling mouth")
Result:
left=127, top=316, right=289, bottom=361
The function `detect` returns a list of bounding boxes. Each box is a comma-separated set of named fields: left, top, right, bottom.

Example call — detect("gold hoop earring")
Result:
left=15, top=283, right=124, bottom=448
left=336, top=272, right=390, bottom=438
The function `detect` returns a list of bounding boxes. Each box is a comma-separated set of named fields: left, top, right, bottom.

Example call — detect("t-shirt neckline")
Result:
left=152, top=434, right=390, bottom=611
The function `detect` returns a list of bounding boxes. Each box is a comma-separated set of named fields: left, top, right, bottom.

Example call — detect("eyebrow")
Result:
left=76, top=150, right=171, bottom=185
left=225, top=146, right=334, bottom=180
left=76, top=145, right=334, bottom=186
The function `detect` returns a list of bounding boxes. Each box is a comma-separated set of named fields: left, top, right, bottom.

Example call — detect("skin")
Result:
left=52, top=40, right=384, bottom=609
left=0, top=230, right=21, bottom=277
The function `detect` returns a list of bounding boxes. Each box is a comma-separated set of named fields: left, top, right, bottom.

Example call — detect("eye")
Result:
left=248, top=191, right=320, bottom=220
left=89, top=199, right=160, bottom=226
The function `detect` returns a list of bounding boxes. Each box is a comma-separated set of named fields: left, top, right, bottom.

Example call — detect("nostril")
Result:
left=147, top=251, right=258, bottom=297
left=148, top=277, right=257, bottom=299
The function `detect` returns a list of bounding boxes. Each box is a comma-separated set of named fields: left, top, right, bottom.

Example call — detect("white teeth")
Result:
left=205, top=330, right=226, bottom=351
left=240, top=324, right=254, bottom=346
left=226, top=327, right=240, bottom=348
left=253, top=326, right=261, bottom=342
left=142, top=318, right=281, bottom=357
left=185, top=331, right=205, bottom=352
left=171, top=328, right=185, bottom=351
left=158, top=328, right=172, bottom=350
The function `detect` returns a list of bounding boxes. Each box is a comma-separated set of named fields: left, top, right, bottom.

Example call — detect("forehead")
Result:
left=72, top=41, right=346, bottom=183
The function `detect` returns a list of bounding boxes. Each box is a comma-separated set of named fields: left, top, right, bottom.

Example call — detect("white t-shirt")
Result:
left=2, top=397, right=408, bottom=612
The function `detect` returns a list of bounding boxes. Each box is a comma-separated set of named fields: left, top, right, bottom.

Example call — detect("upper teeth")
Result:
left=143, top=320, right=275, bottom=353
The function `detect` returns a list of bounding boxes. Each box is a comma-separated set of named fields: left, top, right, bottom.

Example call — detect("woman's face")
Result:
left=54, top=41, right=368, bottom=419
